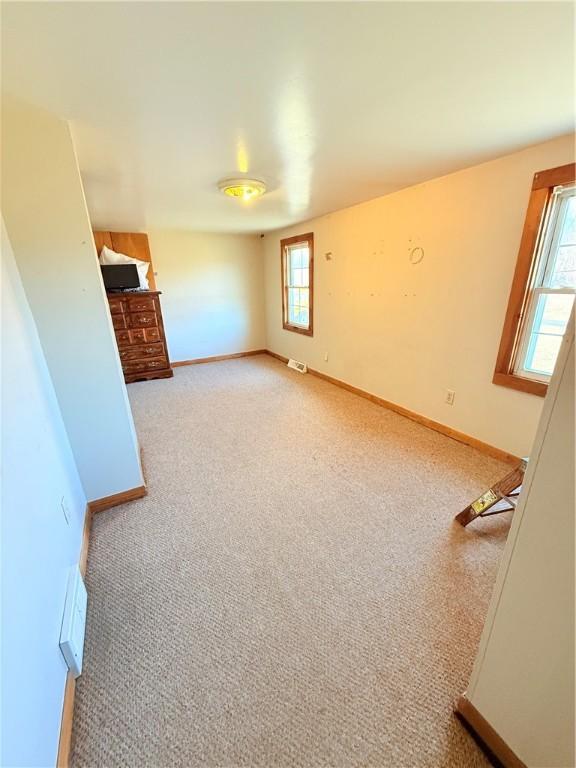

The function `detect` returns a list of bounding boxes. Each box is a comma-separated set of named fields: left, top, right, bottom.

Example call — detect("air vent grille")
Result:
left=287, top=358, right=307, bottom=374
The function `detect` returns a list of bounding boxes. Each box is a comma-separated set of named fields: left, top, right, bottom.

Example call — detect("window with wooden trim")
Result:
left=494, top=163, right=576, bottom=396
left=281, top=233, right=314, bottom=336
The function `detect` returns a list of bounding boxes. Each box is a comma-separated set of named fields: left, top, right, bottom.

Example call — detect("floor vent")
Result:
left=287, top=358, right=307, bottom=374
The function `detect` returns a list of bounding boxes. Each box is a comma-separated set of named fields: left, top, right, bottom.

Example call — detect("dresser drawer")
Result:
left=144, top=327, right=161, bottom=342
left=129, top=311, right=158, bottom=328
left=108, top=297, right=127, bottom=315
left=126, top=296, right=156, bottom=313
left=123, top=356, right=169, bottom=374
left=116, top=327, right=163, bottom=346
left=119, top=343, right=164, bottom=362
left=112, top=313, right=129, bottom=330
left=115, top=329, right=131, bottom=346
left=128, top=328, right=146, bottom=344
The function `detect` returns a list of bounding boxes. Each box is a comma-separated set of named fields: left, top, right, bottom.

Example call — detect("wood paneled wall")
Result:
left=93, top=231, right=157, bottom=290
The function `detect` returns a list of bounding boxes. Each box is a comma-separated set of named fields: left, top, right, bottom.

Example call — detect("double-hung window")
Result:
left=281, top=233, right=314, bottom=336
left=494, top=164, right=575, bottom=395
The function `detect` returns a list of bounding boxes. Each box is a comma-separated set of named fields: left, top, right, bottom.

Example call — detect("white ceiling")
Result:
left=2, top=2, right=574, bottom=234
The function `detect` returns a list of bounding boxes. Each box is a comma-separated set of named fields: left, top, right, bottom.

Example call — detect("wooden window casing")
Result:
left=493, top=163, right=576, bottom=397
left=281, top=233, right=314, bottom=336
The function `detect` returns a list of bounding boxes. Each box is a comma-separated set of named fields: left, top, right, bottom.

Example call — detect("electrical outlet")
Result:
left=324, top=352, right=329, bottom=362
left=61, top=496, right=70, bottom=525
left=445, top=389, right=456, bottom=406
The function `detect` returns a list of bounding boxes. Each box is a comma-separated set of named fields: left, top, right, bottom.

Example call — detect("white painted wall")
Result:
left=1, top=96, right=143, bottom=500
left=262, top=134, right=575, bottom=458
left=1, top=220, right=87, bottom=767
left=466, top=319, right=574, bottom=767
left=148, top=230, right=265, bottom=362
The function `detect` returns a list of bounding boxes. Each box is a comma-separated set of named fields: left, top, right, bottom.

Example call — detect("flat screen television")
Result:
left=101, top=264, right=140, bottom=291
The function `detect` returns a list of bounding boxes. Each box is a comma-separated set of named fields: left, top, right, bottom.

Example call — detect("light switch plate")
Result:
left=59, top=566, right=87, bottom=678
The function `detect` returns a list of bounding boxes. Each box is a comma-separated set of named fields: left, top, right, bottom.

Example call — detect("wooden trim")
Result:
left=281, top=233, right=314, bottom=337
left=494, top=162, right=575, bottom=397
left=493, top=185, right=550, bottom=395
left=172, top=349, right=267, bottom=367
left=492, top=372, right=547, bottom=397
left=532, top=162, right=576, bottom=190
left=265, top=350, right=519, bottom=465
left=87, top=485, right=147, bottom=514
left=56, top=506, right=93, bottom=767
left=455, top=695, right=527, bottom=768
left=78, top=507, right=93, bottom=577
left=93, top=231, right=157, bottom=291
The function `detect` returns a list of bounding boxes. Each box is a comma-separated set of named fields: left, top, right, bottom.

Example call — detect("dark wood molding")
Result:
left=532, top=162, right=576, bottom=191
left=266, top=350, right=520, bottom=465
left=87, top=485, right=147, bottom=514
left=281, top=232, right=314, bottom=337
left=493, top=185, right=550, bottom=392
left=56, top=506, right=93, bottom=767
left=494, top=162, right=575, bottom=397
left=492, top=372, right=547, bottom=397
left=455, top=695, right=527, bottom=768
left=93, top=230, right=157, bottom=291
left=172, top=349, right=266, bottom=367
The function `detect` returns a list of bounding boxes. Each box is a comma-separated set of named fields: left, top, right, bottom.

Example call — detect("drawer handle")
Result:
left=145, top=347, right=157, bottom=354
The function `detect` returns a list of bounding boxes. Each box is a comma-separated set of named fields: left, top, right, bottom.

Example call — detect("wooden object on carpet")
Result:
left=455, top=460, right=528, bottom=527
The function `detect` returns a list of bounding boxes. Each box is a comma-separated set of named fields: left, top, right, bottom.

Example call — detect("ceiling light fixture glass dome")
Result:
left=218, top=178, right=266, bottom=201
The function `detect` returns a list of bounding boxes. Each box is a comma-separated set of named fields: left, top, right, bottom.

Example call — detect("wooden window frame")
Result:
left=281, top=232, right=314, bottom=337
left=493, top=162, right=576, bottom=397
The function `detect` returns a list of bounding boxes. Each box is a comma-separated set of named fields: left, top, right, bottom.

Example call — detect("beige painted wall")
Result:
left=263, top=134, right=575, bottom=457
left=466, top=320, right=574, bottom=767
left=148, top=230, right=265, bottom=362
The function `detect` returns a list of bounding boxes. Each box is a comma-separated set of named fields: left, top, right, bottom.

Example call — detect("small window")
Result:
left=494, top=164, right=575, bottom=396
left=281, top=233, right=314, bottom=336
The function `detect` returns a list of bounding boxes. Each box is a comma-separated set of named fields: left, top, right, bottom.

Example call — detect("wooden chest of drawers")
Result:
left=107, top=291, right=173, bottom=383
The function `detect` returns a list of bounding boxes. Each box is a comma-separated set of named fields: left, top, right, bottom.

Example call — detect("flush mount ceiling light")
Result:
left=218, top=178, right=266, bottom=200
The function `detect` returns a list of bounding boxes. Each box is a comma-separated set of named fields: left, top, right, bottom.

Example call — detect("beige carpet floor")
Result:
left=71, top=355, right=512, bottom=768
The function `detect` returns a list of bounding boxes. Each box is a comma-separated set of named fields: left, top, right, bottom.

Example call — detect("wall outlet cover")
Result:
left=59, top=565, right=87, bottom=678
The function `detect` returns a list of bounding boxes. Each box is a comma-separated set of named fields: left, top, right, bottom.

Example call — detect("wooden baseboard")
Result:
left=265, top=350, right=519, bottom=465
left=57, top=505, right=93, bottom=768
left=172, top=349, right=266, bottom=367
left=455, top=695, right=526, bottom=768
left=87, top=484, right=147, bottom=514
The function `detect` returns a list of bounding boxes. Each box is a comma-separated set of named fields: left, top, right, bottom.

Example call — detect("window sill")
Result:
left=283, top=323, right=313, bottom=337
left=492, top=371, right=547, bottom=397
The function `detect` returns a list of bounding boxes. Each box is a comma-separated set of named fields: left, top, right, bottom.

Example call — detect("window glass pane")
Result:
left=300, top=287, right=309, bottom=308
left=290, top=247, right=308, bottom=269
left=547, top=195, right=576, bottom=288
left=292, top=268, right=308, bottom=288
left=533, top=292, right=574, bottom=336
left=559, top=196, right=576, bottom=246
left=524, top=293, right=574, bottom=375
left=549, top=245, right=576, bottom=289
left=524, top=334, right=563, bottom=377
